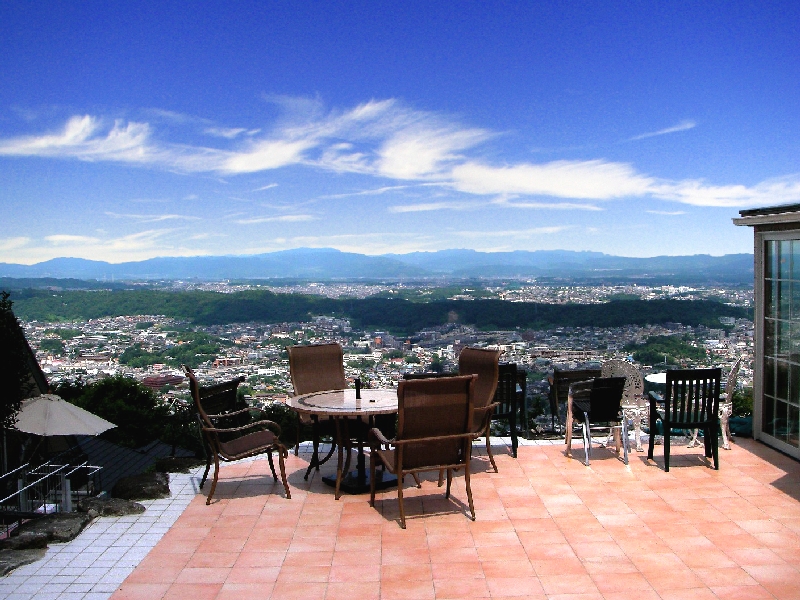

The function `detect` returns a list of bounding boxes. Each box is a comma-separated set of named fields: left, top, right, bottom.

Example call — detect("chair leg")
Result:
left=484, top=426, right=498, bottom=473
left=437, top=469, right=444, bottom=487
left=688, top=428, right=700, bottom=448
left=664, top=426, right=671, bottom=472
left=295, top=420, right=301, bottom=456
left=412, top=473, right=422, bottom=488
left=445, top=469, right=452, bottom=498
left=369, top=451, right=377, bottom=507
left=720, top=409, right=732, bottom=450
left=278, top=446, right=291, bottom=499
left=621, top=423, right=629, bottom=466
left=397, top=473, right=406, bottom=529
left=582, top=415, right=591, bottom=466
left=647, top=414, right=657, bottom=461
left=267, top=452, right=278, bottom=481
left=464, top=463, right=475, bottom=521
left=206, top=455, right=221, bottom=505
left=200, top=454, right=212, bottom=490
left=711, top=426, right=719, bottom=470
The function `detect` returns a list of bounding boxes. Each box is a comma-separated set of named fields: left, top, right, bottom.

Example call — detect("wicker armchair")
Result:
left=458, top=347, right=502, bottom=471
left=184, top=366, right=290, bottom=504
left=369, top=375, right=477, bottom=529
left=288, top=343, right=348, bottom=479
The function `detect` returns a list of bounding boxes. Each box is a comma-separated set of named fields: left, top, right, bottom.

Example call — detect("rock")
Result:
left=0, top=531, right=48, bottom=550
left=5, top=513, right=92, bottom=545
left=78, top=497, right=146, bottom=517
left=0, top=548, right=47, bottom=577
left=154, top=456, right=205, bottom=473
left=111, top=471, right=170, bottom=500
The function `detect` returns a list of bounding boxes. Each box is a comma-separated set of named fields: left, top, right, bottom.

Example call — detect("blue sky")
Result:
left=1, top=1, right=798, bottom=264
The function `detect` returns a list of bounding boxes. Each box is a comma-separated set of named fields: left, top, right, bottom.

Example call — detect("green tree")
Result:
left=39, top=338, right=65, bottom=355
left=0, top=292, right=33, bottom=430
left=72, top=375, right=171, bottom=448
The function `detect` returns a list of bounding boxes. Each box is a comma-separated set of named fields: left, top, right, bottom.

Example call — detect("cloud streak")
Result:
left=629, top=120, right=696, bottom=141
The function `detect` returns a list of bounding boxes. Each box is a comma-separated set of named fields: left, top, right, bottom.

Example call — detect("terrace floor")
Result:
left=9, top=436, right=800, bottom=599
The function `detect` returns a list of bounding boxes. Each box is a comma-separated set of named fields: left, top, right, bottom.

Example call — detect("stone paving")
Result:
left=3, top=435, right=800, bottom=599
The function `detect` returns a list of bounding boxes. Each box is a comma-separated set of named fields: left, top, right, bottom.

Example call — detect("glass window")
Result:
left=766, top=240, right=777, bottom=279
left=793, top=241, right=800, bottom=281
left=777, top=360, right=789, bottom=400
left=763, top=395, right=775, bottom=437
left=780, top=240, right=792, bottom=279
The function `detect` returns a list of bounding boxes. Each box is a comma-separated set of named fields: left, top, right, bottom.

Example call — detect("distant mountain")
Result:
left=0, top=248, right=754, bottom=285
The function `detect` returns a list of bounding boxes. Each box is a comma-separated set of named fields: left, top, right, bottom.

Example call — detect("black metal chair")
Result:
left=566, top=377, right=628, bottom=466
left=548, top=367, right=602, bottom=432
left=648, top=368, right=721, bottom=472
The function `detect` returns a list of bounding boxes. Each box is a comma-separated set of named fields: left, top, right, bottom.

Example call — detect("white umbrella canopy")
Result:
left=14, top=394, right=117, bottom=437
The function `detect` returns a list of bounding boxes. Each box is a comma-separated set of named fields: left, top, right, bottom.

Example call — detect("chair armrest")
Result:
left=203, top=418, right=282, bottom=437
left=393, top=432, right=476, bottom=445
left=648, top=391, right=663, bottom=412
left=368, top=427, right=392, bottom=446
left=206, top=407, right=265, bottom=420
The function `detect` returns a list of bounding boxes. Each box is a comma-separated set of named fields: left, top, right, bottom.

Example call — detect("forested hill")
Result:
left=8, top=289, right=751, bottom=334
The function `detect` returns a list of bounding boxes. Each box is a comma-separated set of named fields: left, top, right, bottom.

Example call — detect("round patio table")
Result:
left=288, top=388, right=398, bottom=499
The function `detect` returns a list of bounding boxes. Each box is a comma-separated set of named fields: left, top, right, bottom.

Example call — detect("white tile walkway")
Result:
left=0, top=468, right=204, bottom=600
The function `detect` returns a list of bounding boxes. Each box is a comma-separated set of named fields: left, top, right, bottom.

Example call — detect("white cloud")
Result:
left=646, top=210, right=686, bottom=216
left=652, top=176, right=800, bottom=207
left=450, top=160, right=654, bottom=199
left=45, top=234, right=101, bottom=245
left=253, top=183, right=279, bottom=192
left=0, top=237, right=30, bottom=252
left=235, top=214, right=316, bottom=225
left=629, top=120, right=696, bottom=141
left=221, top=139, right=315, bottom=173
left=377, top=126, right=490, bottom=180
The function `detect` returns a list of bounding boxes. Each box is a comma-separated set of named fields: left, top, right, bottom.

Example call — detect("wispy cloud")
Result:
left=105, top=212, right=200, bottom=223
left=235, top=214, right=316, bottom=225
left=253, top=183, right=279, bottom=192
left=646, top=210, right=686, bottom=216
left=629, top=120, right=696, bottom=141
left=0, top=229, right=204, bottom=264
left=389, top=201, right=479, bottom=213
left=1, top=103, right=798, bottom=210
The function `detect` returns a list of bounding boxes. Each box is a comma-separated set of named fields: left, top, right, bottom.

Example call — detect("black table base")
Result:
left=322, top=468, right=397, bottom=494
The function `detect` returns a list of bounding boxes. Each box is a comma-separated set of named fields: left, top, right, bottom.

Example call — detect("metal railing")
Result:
left=0, top=457, right=102, bottom=538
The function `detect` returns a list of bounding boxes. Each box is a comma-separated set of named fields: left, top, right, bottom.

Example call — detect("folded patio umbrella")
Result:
left=14, top=394, right=117, bottom=437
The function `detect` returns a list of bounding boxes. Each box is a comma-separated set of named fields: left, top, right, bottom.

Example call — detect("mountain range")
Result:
left=0, top=249, right=754, bottom=285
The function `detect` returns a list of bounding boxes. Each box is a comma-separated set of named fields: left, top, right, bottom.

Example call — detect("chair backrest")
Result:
left=551, top=368, right=602, bottom=404
left=183, top=366, right=245, bottom=428
left=724, top=357, right=744, bottom=400
left=288, top=343, right=347, bottom=395
left=601, top=359, right=644, bottom=406
left=586, top=376, right=627, bottom=422
left=493, top=363, right=518, bottom=417
left=396, top=375, right=476, bottom=470
left=664, top=368, right=721, bottom=424
left=458, top=347, right=501, bottom=410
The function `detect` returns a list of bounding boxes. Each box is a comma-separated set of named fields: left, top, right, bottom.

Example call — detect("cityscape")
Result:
left=20, top=280, right=754, bottom=434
